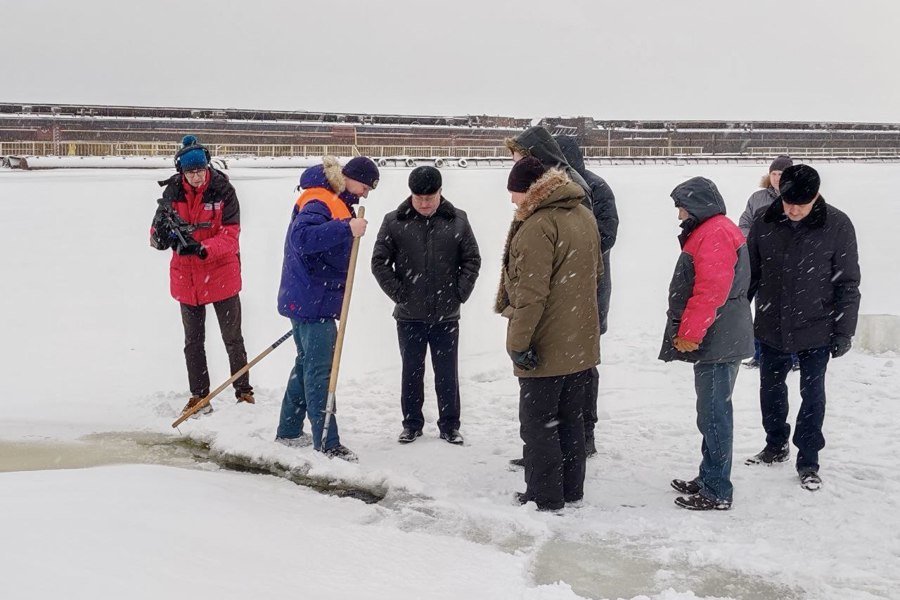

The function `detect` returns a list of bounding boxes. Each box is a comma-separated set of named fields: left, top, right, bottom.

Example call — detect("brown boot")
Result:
left=181, top=395, right=213, bottom=417
left=236, top=392, right=255, bottom=405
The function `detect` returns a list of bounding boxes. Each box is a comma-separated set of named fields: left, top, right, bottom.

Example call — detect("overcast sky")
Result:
left=3, top=0, right=899, bottom=123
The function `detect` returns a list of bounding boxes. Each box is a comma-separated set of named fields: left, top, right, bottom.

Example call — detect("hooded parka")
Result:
left=659, top=177, right=754, bottom=364
left=496, top=169, right=601, bottom=378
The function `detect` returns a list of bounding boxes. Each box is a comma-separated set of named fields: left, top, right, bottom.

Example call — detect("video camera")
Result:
left=150, top=202, right=211, bottom=254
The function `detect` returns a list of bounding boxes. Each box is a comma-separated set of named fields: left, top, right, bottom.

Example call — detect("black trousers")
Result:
left=759, top=342, right=830, bottom=473
left=180, top=294, right=252, bottom=398
left=519, top=369, right=590, bottom=509
left=397, top=320, right=461, bottom=434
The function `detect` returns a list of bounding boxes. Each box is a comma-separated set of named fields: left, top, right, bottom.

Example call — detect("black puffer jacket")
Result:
left=510, top=127, right=592, bottom=204
left=555, top=136, right=619, bottom=252
left=748, top=197, right=861, bottom=352
left=371, top=197, right=481, bottom=322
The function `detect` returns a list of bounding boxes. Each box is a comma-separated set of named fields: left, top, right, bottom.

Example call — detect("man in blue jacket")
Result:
left=275, top=156, right=380, bottom=462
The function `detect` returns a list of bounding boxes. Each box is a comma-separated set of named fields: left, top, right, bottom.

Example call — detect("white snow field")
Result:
left=1, top=163, right=898, bottom=600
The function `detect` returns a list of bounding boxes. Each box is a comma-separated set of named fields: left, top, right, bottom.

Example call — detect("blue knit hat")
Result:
left=176, top=135, right=209, bottom=172
left=342, top=156, right=380, bottom=189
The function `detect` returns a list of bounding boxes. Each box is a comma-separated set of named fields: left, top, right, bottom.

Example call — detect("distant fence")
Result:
left=3, top=141, right=900, bottom=160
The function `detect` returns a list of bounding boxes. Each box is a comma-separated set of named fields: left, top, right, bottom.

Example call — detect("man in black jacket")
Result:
left=745, top=164, right=861, bottom=491
left=555, top=136, right=618, bottom=335
left=371, top=166, right=481, bottom=445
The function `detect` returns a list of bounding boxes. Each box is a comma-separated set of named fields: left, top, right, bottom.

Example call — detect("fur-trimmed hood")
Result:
left=299, top=155, right=346, bottom=194
left=514, top=169, right=582, bottom=221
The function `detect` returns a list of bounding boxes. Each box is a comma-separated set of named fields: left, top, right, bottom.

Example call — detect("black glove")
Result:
left=509, top=348, right=539, bottom=371
left=150, top=214, right=173, bottom=250
left=150, top=230, right=172, bottom=250
left=176, top=238, right=207, bottom=259
left=831, top=335, right=852, bottom=359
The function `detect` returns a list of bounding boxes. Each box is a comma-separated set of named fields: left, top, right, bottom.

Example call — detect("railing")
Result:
left=3, top=141, right=900, bottom=160
left=746, top=147, right=900, bottom=157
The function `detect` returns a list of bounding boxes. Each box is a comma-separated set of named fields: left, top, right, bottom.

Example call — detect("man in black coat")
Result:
left=555, top=136, right=619, bottom=334
left=745, top=164, right=861, bottom=491
left=371, top=166, right=481, bottom=445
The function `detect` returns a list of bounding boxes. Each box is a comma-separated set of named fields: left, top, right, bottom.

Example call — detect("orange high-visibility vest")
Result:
left=295, top=188, right=352, bottom=219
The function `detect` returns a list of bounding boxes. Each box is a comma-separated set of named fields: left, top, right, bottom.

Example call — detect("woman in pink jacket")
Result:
left=150, top=136, right=253, bottom=416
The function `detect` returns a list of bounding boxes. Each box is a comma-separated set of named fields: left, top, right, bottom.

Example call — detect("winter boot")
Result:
left=181, top=395, right=213, bottom=418
left=439, top=430, right=464, bottom=445
left=237, top=391, right=255, bottom=404
left=515, top=492, right=563, bottom=512
left=742, top=358, right=760, bottom=369
left=275, top=434, right=312, bottom=448
left=397, top=428, right=423, bottom=444
left=674, top=494, right=732, bottom=511
left=323, top=444, right=358, bottom=463
left=670, top=478, right=701, bottom=495
left=800, top=471, right=822, bottom=491
left=509, top=457, right=525, bottom=469
left=745, top=443, right=790, bottom=466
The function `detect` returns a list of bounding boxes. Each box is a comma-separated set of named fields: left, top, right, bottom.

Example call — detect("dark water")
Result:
left=0, top=432, right=384, bottom=504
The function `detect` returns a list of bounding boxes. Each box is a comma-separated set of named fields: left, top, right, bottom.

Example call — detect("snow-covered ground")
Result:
left=1, top=164, right=898, bottom=600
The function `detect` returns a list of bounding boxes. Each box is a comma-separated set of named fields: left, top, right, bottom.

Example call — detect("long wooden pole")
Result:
left=321, top=206, right=365, bottom=440
left=171, top=330, right=293, bottom=428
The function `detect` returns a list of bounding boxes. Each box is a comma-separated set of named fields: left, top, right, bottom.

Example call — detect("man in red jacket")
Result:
left=659, top=177, right=754, bottom=511
left=150, top=135, right=254, bottom=416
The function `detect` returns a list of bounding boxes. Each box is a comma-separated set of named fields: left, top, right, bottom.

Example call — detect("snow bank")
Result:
left=855, top=314, right=900, bottom=353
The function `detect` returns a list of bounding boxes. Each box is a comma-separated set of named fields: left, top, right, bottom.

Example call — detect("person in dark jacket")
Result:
left=744, top=164, right=861, bottom=491
left=498, top=158, right=601, bottom=512
left=660, top=177, right=754, bottom=511
left=371, top=166, right=481, bottom=445
left=275, top=155, right=380, bottom=462
left=503, top=128, right=600, bottom=468
left=150, top=135, right=254, bottom=417
left=738, top=155, right=798, bottom=371
left=504, top=126, right=592, bottom=201
left=555, top=135, right=619, bottom=458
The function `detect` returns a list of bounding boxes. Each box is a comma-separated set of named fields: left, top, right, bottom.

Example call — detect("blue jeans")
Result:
left=692, top=361, right=739, bottom=502
left=759, top=343, right=829, bottom=473
left=276, top=319, right=340, bottom=451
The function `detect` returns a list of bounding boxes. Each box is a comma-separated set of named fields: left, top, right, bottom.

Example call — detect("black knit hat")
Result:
left=769, top=155, right=793, bottom=173
left=779, top=164, right=820, bottom=205
left=507, top=157, right=547, bottom=193
left=342, top=156, right=380, bottom=189
left=409, top=166, right=442, bottom=195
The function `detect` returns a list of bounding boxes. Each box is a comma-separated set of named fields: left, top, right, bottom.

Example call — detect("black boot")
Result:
left=670, top=478, right=701, bottom=495
left=745, top=443, right=790, bottom=466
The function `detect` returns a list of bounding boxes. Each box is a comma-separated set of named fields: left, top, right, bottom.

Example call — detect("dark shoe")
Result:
left=397, top=428, right=422, bottom=444
left=181, top=395, right=213, bottom=418
left=745, top=443, right=790, bottom=466
left=236, top=391, right=255, bottom=404
left=791, top=362, right=801, bottom=372
left=275, top=434, right=312, bottom=448
left=515, top=492, right=563, bottom=512
left=440, top=430, right=464, bottom=445
left=674, top=494, right=732, bottom=511
left=323, top=444, right=358, bottom=463
left=800, top=471, right=822, bottom=491
left=742, top=358, right=760, bottom=369
left=509, top=457, right=525, bottom=468
left=671, top=478, right=701, bottom=495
